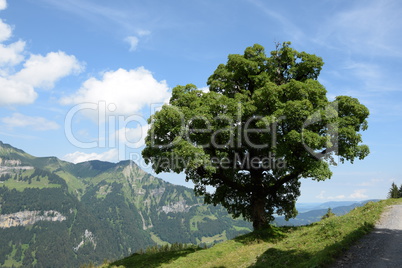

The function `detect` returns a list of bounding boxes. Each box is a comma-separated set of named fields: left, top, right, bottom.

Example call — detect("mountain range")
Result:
left=0, top=141, right=252, bottom=267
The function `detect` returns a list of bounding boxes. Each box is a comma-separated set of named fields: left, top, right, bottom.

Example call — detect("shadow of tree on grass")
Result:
left=249, top=223, right=376, bottom=268
left=234, top=225, right=295, bottom=245
left=109, top=247, right=203, bottom=268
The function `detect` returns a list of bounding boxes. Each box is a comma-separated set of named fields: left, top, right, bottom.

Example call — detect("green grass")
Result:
left=1, top=177, right=61, bottom=191
left=189, top=214, right=217, bottom=231
left=198, top=230, right=227, bottom=245
left=232, top=225, right=253, bottom=232
left=99, top=199, right=402, bottom=268
left=55, top=170, right=86, bottom=196
left=99, top=245, right=202, bottom=268
left=3, top=244, right=20, bottom=268
left=150, top=232, right=170, bottom=246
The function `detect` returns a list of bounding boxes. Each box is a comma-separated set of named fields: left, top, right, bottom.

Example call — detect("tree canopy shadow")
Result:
left=234, top=225, right=295, bottom=245
left=109, top=247, right=203, bottom=268
left=248, top=223, right=381, bottom=268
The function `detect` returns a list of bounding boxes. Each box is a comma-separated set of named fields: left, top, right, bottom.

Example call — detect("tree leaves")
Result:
left=143, top=42, right=369, bottom=229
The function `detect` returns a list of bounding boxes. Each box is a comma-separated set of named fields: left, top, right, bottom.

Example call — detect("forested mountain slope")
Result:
left=0, top=141, right=251, bottom=267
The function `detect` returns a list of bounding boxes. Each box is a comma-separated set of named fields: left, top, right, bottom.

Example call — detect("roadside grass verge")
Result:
left=95, top=198, right=402, bottom=268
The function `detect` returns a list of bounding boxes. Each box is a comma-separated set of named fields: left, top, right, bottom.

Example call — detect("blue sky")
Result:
left=0, top=0, right=401, bottom=202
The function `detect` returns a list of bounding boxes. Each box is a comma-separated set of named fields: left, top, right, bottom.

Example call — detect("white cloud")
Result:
left=340, top=61, right=400, bottom=93
left=0, top=17, right=25, bottom=68
left=125, top=36, right=139, bottom=52
left=349, top=189, right=368, bottom=199
left=317, top=0, right=402, bottom=57
left=0, top=51, right=84, bottom=106
left=0, top=18, right=12, bottom=42
left=0, top=40, right=25, bottom=67
left=12, top=51, right=84, bottom=89
left=63, top=149, right=118, bottom=164
left=116, top=124, right=149, bottom=149
left=344, top=62, right=381, bottom=82
left=125, top=30, right=150, bottom=52
left=316, top=189, right=368, bottom=200
left=0, top=78, right=37, bottom=105
left=1, top=113, right=59, bottom=131
left=40, top=0, right=154, bottom=40
left=61, top=67, right=170, bottom=117
left=0, top=12, right=83, bottom=106
left=0, top=0, right=7, bottom=11
left=0, top=10, right=33, bottom=106
left=0, top=12, right=25, bottom=69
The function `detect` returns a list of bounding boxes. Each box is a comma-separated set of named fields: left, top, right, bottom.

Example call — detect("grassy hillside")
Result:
left=99, top=198, right=402, bottom=268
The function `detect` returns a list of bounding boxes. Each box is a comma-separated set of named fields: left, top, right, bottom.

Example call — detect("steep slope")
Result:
left=0, top=141, right=251, bottom=267
left=107, top=199, right=402, bottom=268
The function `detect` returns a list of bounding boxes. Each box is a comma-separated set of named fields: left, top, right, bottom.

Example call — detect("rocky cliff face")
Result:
left=0, top=210, right=66, bottom=228
left=0, top=157, right=34, bottom=174
left=161, top=200, right=197, bottom=213
left=73, top=229, right=97, bottom=252
left=0, top=159, right=22, bottom=166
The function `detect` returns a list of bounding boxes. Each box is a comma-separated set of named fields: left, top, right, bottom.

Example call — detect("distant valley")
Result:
left=275, top=200, right=379, bottom=226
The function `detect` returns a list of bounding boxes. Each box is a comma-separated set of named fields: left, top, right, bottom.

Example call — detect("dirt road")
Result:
left=331, top=204, right=402, bottom=267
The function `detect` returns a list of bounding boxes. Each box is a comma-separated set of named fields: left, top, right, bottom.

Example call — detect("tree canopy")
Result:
left=142, top=42, right=370, bottom=230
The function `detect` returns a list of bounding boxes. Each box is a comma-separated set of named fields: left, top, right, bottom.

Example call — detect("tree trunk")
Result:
left=252, top=198, right=267, bottom=230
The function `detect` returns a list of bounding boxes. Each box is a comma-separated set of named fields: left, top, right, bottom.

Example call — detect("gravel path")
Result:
left=331, top=204, right=402, bottom=268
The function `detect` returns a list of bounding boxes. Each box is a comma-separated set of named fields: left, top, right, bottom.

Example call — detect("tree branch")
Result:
left=270, top=172, right=300, bottom=193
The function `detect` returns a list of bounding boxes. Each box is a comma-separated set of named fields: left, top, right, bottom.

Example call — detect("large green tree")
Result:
left=142, top=42, right=369, bottom=230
